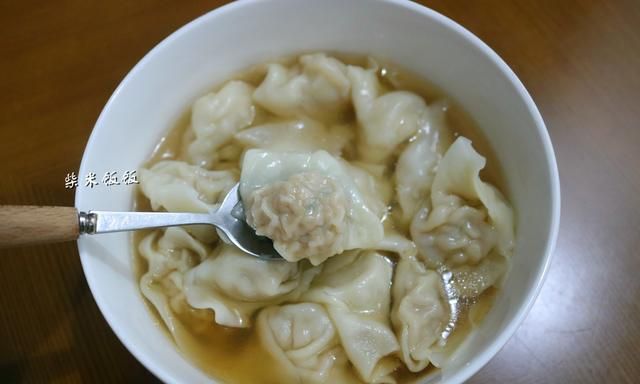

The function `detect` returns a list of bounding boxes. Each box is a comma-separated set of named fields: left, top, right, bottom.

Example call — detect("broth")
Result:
left=133, top=54, right=506, bottom=384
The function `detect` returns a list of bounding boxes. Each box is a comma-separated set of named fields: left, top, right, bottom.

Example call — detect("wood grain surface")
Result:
left=0, top=206, right=79, bottom=247
left=1, top=0, right=638, bottom=383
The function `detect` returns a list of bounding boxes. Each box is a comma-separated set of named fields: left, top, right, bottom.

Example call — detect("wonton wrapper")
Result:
left=187, top=81, right=256, bottom=168
left=395, top=101, right=453, bottom=226
left=257, top=303, right=344, bottom=383
left=411, top=137, right=514, bottom=267
left=234, top=118, right=353, bottom=155
left=139, top=160, right=237, bottom=242
left=391, top=258, right=448, bottom=372
left=139, top=160, right=237, bottom=212
left=240, top=149, right=384, bottom=265
left=348, top=66, right=428, bottom=163
left=302, top=251, right=400, bottom=383
left=138, top=227, right=213, bottom=341
left=183, top=243, right=319, bottom=328
left=411, top=137, right=514, bottom=300
left=253, top=53, right=351, bottom=123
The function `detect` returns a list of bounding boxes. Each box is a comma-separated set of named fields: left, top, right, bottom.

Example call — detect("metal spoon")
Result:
left=0, top=183, right=282, bottom=260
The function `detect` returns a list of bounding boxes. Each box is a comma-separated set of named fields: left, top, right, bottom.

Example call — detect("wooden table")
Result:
left=1, top=1, right=638, bottom=382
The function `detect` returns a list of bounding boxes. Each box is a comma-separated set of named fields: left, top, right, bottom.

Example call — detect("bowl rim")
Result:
left=76, top=0, right=561, bottom=383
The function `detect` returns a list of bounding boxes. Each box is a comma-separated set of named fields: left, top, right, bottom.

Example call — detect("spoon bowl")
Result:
left=209, top=184, right=282, bottom=260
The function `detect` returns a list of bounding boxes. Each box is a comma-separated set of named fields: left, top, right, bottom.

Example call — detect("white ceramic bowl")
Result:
left=76, top=0, right=560, bottom=383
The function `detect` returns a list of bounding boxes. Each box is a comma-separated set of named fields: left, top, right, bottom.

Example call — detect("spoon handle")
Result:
left=0, top=206, right=215, bottom=248
left=0, top=206, right=79, bottom=247
left=85, top=211, right=213, bottom=234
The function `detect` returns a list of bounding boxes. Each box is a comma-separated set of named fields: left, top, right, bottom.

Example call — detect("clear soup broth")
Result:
left=134, top=53, right=511, bottom=384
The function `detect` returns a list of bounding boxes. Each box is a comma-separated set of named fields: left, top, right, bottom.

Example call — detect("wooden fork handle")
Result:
left=0, top=206, right=79, bottom=247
